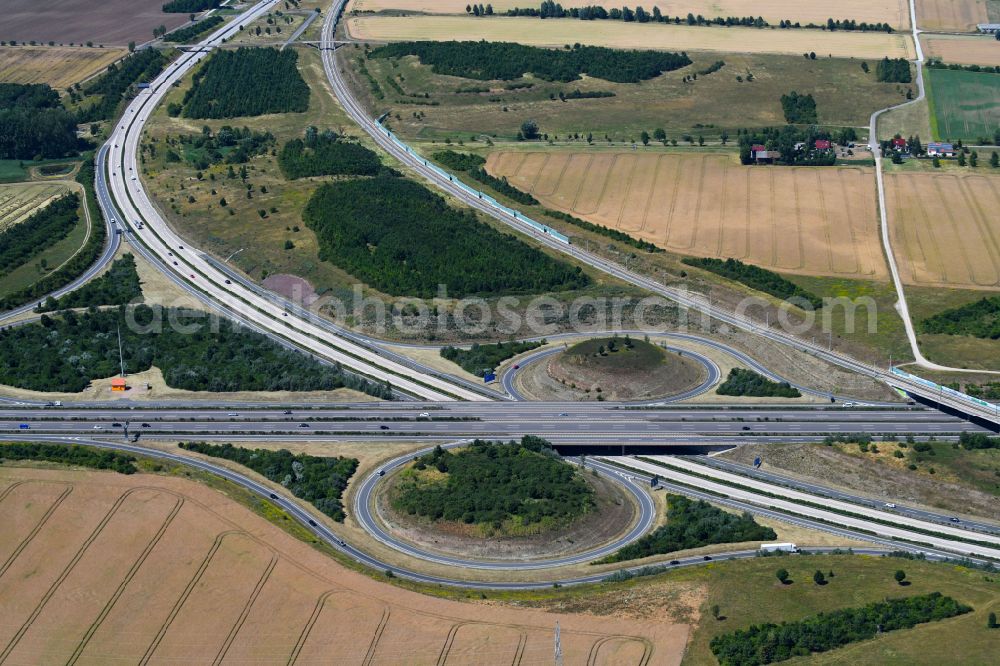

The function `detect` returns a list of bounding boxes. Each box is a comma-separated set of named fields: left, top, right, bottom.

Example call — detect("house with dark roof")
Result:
left=927, top=142, right=956, bottom=157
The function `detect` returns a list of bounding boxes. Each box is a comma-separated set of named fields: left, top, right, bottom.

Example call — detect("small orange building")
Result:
left=111, top=378, right=127, bottom=392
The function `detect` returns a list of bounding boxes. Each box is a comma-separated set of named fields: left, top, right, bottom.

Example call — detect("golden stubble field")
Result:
left=915, top=0, right=993, bottom=32
left=924, top=34, right=1000, bottom=67
left=887, top=171, right=1000, bottom=289
left=0, top=46, right=126, bottom=89
left=0, top=467, right=687, bottom=664
left=486, top=150, right=889, bottom=280
left=348, top=0, right=911, bottom=29
left=0, top=182, right=71, bottom=233
left=346, top=15, right=916, bottom=60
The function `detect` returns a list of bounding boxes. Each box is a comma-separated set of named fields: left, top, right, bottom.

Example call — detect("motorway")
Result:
left=318, top=0, right=1000, bottom=424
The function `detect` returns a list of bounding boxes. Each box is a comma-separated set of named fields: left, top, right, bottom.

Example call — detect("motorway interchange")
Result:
left=3, top=0, right=1000, bottom=587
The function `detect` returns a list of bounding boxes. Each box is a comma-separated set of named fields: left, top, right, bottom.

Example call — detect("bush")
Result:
left=603, top=494, right=776, bottom=563
left=0, top=442, right=136, bottom=474
left=921, top=296, right=1000, bottom=339
left=441, top=339, right=544, bottom=376
left=716, top=368, right=801, bottom=398
left=681, top=257, right=822, bottom=308
left=179, top=442, right=357, bottom=521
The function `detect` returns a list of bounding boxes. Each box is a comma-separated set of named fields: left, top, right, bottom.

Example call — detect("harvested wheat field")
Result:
left=347, top=16, right=916, bottom=60
left=348, top=0, right=911, bottom=29
left=0, top=46, right=126, bottom=89
left=915, top=0, right=993, bottom=32
left=487, top=151, right=887, bottom=280
left=0, top=467, right=688, bottom=664
left=887, top=171, right=1000, bottom=289
left=0, top=182, right=71, bottom=233
left=924, top=34, right=1000, bottom=67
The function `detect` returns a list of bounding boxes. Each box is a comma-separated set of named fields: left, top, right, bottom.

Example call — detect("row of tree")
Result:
left=716, top=368, right=802, bottom=398
left=163, top=15, right=224, bottom=42
left=302, top=174, right=589, bottom=298
left=392, top=437, right=594, bottom=527
left=278, top=127, right=383, bottom=179
left=0, top=193, right=80, bottom=277
left=369, top=41, right=691, bottom=83
left=681, top=257, right=823, bottom=309
left=179, top=442, right=358, bottom=521
left=499, top=3, right=894, bottom=32
left=0, top=305, right=391, bottom=397
left=710, top=592, right=972, bottom=665
left=37, top=254, right=142, bottom=312
left=921, top=295, right=999, bottom=339
left=162, top=0, right=220, bottom=13
left=603, top=494, right=776, bottom=562
left=181, top=48, right=309, bottom=119
left=440, top=339, right=544, bottom=376
left=0, top=443, right=137, bottom=474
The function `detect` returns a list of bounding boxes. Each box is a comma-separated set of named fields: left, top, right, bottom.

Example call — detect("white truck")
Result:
left=760, top=542, right=800, bottom=554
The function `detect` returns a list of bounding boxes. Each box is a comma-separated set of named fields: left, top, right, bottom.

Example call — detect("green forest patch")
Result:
left=389, top=437, right=595, bottom=536
left=927, top=68, right=1000, bottom=142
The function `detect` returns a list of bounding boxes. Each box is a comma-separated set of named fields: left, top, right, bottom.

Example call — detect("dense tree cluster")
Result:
left=780, top=91, right=817, bottom=124
left=0, top=305, right=391, bottom=397
left=876, top=57, right=912, bottom=83
left=369, top=41, right=691, bottom=83
left=37, top=254, right=142, bottom=312
left=0, top=442, right=137, bottom=474
left=604, top=494, right=776, bottom=562
left=0, top=193, right=80, bottom=278
left=964, top=382, right=1000, bottom=400
left=0, top=83, right=79, bottom=160
left=179, top=442, right=358, bottom=521
left=681, top=257, right=822, bottom=308
left=542, top=208, right=663, bottom=252
left=302, top=175, right=588, bottom=298
left=163, top=15, right=224, bottom=42
left=432, top=150, right=486, bottom=171
left=0, top=160, right=107, bottom=312
left=716, top=368, right=802, bottom=398
left=162, top=0, right=221, bottom=12
left=958, top=432, right=1000, bottom=450
left=166, top=125, right=275, bottom=169
left=182, top=48, right=309, bottom=119
left=441, top=339, right=544, bottom=376
left=278, top=127, right=382, bottom=179
left=921, top=296, right=1000, bottom=339
left=710, top=592, right=972, bottom=665
left=391, top=437, right=594, bottom=527
left=78, top=49, right=168, bottom=122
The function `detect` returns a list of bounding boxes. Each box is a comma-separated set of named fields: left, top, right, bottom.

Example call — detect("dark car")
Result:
left=269, top=493, right=278, bottom=500
left=741, top=426, right=751, bottom=431
left=112, top=422, right=122, bottom=428
left=379, top=425, right=389, bottom=430
left=224, top=279, right=231, bottom=284
left=702, top=555, right=712, bottom=561
left=298, top=423, right=309, bottom=428
left=950, top=517, right=961, bottom=523
left=378, top=470, right=386, bottom=477
left=283, top=410, right=292, bottom=415
left=141, top=423, right=151, bottom=428
left=669, top=560, right=680, bottom=565
left=308, top=519, right=317, bottom=527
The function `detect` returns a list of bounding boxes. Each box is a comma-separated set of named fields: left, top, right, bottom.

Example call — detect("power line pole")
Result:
left=554, top=621, right=563, bottom=666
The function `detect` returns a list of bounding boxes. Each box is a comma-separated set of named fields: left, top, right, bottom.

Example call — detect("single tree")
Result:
left=970, top=151, right=979, bottom=167
left=991, top=152, right=999, bottom=168
left=640, top=130, right=650, bottom=146
left=989, top=612, right=998, bottom=628
left=813, top=570, right=826, bottom=585
left=894, top=569, right=906, bottom=585
left=653, top=128, right=666, bottom=144
left=711, top=604, right=721, bottom=620
left=128, top=41, right=136, bottom=53
left=776, top=568, right=790, bottom=584
left=933, top=156, right=941, bottom=168
left=520, top=119, right=540, bottom=140
left=958, top=152, right=967, bottom=166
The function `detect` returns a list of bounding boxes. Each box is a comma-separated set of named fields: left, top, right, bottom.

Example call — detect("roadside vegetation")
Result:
left=0, top=305, right=392, bottom=397
left=163, top=15, right=224, bottom=43
left=716, top=368, right=802, bottom=398
left=440, top=339, right=543, bottom=376
left=921, top=295, right=999, bottom=340
left=601, top=494, right=775, bottom=563
left=369, top=41, right=691, bottom=83
left=0, top=442, right=137, bottom=474
left=391, top=437, right=594, bottom=531
left=76, top=49, right=168, bottom=123
left=179, top=442, right=358, bottom=521
left=36, top=253, right=142, bottom=312
left=711, top=592, right=971, bottom=665
left=431, top=148, right=539, bottom=205
left=302, top=174, right=589, bottom=298
left=162, top=0, right=221, bottom=13
left=682, top=257, right=823, bottom=309
left=181, top=47, right=309, bottom=118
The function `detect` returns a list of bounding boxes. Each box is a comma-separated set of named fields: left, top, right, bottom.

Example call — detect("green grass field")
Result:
left=346, top=48, right=907, bottom=142
left=927, top=68, right=1000, bottom=142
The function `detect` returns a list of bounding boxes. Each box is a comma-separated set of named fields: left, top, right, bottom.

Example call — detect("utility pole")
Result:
left=554, top=621, right=563, bottom=666
left=117, top=325, right=126, bottom=377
